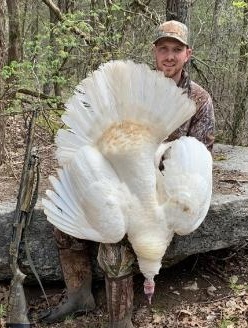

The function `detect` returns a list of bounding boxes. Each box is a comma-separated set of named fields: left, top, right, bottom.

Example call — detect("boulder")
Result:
left=0, top=143, right=248, bottom=283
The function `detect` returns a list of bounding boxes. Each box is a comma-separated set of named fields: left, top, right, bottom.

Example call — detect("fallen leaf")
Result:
left=207, top=285, right=217, bottom=296
left=183, top=281, right=199, bottom=291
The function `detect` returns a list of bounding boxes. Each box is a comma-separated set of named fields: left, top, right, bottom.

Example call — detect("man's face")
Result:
left=153, top=38, right=192, bottom=84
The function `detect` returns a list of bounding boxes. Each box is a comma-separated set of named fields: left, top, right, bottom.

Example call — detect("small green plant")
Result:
left=229, top=275, right=247, bottom=294
left=64, top=314, right=75, bottom=324
left=0, top=304, right=6, bottom=318
left=219, top=317, right=238, bottom=328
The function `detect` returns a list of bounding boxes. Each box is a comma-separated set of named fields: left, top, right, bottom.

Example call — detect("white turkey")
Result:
left=42, top=60, right=212, bottom=303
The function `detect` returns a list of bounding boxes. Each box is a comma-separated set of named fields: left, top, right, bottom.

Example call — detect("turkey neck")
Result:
left=97, top=120, right=158, bottom=207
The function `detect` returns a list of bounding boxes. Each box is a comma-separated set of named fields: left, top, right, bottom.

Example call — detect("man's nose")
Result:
left=165, top=51, right=174, bottom=60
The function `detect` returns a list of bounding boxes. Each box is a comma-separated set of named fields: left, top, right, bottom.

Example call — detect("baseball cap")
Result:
left=153, top=20, right=189, bottom=46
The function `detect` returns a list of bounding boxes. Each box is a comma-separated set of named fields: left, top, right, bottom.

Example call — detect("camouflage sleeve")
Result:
left=97, top=242, right=135, bottom=278
left=188, top=94, right=215, bottom=153
left=53, top=227, right=88, bottom=250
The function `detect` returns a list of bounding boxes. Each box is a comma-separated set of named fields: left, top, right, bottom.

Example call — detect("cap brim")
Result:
left=153, top=35, right=188, bottom=46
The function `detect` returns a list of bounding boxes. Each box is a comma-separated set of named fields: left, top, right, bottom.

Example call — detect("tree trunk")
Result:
left=231, top=0, right=248, bottom=145
left=166, top=0, right=191, bottom=24
left=166, top=0, right=191, bottom=75
left=209, top=0, right=224, bottom=61
left=58, top=0, right=75, bottom=13
left=208, top=0, right=226, bottom=99
left=6, top=0, right=22, bottom=63
left=0, top=0, right=22, bottom=164
left=0, top=0, right=8, bottom=165
left=50, top=4, right=61, bottom=97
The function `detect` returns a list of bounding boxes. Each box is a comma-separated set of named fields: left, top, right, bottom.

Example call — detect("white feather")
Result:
left=44, top=145, right=131, bottom=243
left=43, top=60, right=212, bottom=284
left=156, top=136, right=212, bottom=235
left=56, top=60, right=195, bottom=165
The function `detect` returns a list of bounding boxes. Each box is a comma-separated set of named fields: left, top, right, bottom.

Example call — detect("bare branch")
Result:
left=42, top=0, right=63, bottom=20
left=17, top=88, right=53, bottom=100
left=17, top=88, right=65, bottom=109
left=0, top=106, right=64, bottom=117
left=129, top=0, right=159, bottom=24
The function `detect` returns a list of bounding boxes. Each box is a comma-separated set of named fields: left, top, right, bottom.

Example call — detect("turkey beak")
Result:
left=144, top=278, right=155, bottom=304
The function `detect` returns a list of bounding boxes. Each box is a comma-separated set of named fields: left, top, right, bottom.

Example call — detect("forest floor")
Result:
left=0, top=116, right=247, bottom=328
left=0, top=245, right=247, bottom=328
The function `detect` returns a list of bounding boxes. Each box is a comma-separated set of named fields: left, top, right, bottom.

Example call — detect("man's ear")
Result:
left=186, top=48, right=192, bottom=62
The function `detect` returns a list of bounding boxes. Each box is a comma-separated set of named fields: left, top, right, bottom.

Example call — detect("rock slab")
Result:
left=0, top=143, right=248, bottom=282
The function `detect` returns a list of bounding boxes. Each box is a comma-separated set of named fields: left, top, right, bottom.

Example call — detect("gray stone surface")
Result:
left=0, top=143, right=248, bottom=283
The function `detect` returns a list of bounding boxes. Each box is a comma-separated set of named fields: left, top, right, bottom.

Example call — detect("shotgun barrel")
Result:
left=6, top=112, right=38, bottom=328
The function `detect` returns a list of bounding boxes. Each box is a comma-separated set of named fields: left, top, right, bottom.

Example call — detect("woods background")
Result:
left=0, top=0, right=248, bottom=167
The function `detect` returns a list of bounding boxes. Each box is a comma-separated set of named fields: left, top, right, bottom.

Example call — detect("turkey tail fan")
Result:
left=157, top=136, right=212, bottom=235
left=56, top=60, right=196, bottom=165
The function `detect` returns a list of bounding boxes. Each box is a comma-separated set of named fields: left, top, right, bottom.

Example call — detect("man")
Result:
left=41, top=20, right=214, bottom=328
left=152, top=20, right=214, bottom=151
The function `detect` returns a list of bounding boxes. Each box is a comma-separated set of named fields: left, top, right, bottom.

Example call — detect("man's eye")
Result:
left=158, top=49, right=165, bottom=54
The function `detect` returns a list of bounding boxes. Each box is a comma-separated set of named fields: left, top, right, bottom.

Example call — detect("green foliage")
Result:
left=2, top=1, right=154, bottom=103
left=232, top=1, right=248, bottom=9
left=3, top=0, right=246, bottom=144
left=36, top=110, right=63, bottom=137
left=190, top=0, right=248, bottom=145
left=0, top=304, right=6, bottom=318
left=229, top=275, right=248, bottom=294
left=2, top=0, right=157, bottom=104
left=219, top=318, right=237, bottom=328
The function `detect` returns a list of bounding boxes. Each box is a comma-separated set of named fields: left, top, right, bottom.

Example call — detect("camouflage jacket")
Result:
left=168, top=72, right=215, bottom=152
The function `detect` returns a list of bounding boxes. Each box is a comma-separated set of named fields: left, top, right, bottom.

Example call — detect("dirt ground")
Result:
left=0, top=245, right=247, bottom=328
left=0, top=115, right=247, bottom=327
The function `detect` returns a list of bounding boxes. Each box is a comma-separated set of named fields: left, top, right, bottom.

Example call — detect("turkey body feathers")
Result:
left=43, top=60, right=212, bottom=284
left=156, top=136, right=212, bottom=235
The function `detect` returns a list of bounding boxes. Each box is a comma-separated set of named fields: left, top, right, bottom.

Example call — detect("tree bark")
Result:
left=166, top=0, right=191, bottom=24
left=6, top=0, right=22, bottom=63
left=209, top=0, right=224, bottom=61
left=0, top=0, right=8, bottom=165
left=208, top=0, right=226, bottom=100
left=231, top=0, right=248, bottom=145
left=58, top=0, right=75, bottom=13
